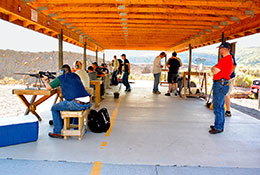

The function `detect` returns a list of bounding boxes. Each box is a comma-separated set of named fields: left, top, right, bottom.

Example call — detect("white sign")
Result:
left=31, top=9, right=38, bottom=22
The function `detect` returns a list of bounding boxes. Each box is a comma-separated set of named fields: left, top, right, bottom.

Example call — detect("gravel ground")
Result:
left=0, top=85, right=27, bottom=118
left=0, top=85, right=259, bottom=119
left=231, top=99, right=260, bottom=120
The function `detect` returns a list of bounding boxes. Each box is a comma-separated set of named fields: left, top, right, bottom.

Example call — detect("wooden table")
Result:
left=90, top=80, right=102, bottom=108
left=12, top=88, right=60, bottom=121
left=179, top=71, right=207, bottom=100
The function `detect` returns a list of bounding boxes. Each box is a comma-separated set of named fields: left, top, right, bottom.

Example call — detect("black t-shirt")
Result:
left=123, top=59, right=130, bottom=73
left=95, top=66, right=103, bottom=74
left=101, top=67, right=109, bottom=74
left=168, top=58, right=181, bottom=74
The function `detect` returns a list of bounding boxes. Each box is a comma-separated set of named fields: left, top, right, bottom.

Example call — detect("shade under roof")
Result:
left=1, top=0, right=260, bottom=52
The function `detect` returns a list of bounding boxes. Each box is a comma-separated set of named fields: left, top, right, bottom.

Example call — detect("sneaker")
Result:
left=175, top=92, right=178, bottom=96
left=165, top=92, right=171, bottom=96
left=125, top=89, right=131, bottom=92
left=153, top=91, right=161, bottom=94
left=225, top=111, right=231, bottom=117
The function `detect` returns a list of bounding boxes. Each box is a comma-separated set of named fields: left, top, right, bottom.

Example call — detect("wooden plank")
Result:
left=42, top=6, right=245, bottom=17
left=54, top=12, right=229, bottom=22
left=12, top=88, right=57, bottom=96
left=63, top=19, right=220, bottom=26
left=166, top=13, right=260, bottom=52
left=0, top=0, right=104, bottom=52
left=30, top=0, right=260, bottom=9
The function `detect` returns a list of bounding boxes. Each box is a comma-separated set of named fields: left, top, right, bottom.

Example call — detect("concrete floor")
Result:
left=0, top=80, right=260, bottom=174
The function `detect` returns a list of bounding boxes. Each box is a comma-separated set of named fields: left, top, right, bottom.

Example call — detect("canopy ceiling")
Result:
left=1, top=0, right=260, bottom=52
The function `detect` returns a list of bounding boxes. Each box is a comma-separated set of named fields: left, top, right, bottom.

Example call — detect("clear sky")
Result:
left=1, top=19, right=260, bottom=61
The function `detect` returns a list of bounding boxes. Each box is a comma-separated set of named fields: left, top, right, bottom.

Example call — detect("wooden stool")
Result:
left=61, top=110, right=90, bottom=140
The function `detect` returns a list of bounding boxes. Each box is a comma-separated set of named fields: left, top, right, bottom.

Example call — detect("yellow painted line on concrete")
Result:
left=100, top=141, right=107, bottom=149
left=90, top=161, right=103, bottom=175
left=105, top=98, right=121, bottom=137
left=90, top=99, right=121, bottom=174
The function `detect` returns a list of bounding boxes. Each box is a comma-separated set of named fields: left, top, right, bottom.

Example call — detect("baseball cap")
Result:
left=218, top=42, right=231, bottom=49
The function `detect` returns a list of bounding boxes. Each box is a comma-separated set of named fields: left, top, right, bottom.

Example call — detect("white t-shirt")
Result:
left=153, top=55, right=162, bottom=74
left=75, top=69, right=90, bottom=88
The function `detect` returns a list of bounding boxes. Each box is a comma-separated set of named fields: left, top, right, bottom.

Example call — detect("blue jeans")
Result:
left=122, top=72, right=130, bottom=90
left=51, top=100, right=91, bottom=134
left=111, top=70, right=118, bottom=85
left=153, top=73, right=161, bottom=92
left=212, top=81, right=230, bottom=130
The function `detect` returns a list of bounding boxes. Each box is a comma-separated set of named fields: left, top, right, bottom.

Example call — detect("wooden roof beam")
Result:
left=0, top=0, right=104, bottom=52
left=39, top=6, right=245, bottom=17
left=54, top=12, right=230, bottom=22
left=72, top=24, right=212, bottom=29
left=29, top=0, right=260, bottom=9
left=166, top=13, right=260, bottom=52
left=61, top=18, right=220, bottom=26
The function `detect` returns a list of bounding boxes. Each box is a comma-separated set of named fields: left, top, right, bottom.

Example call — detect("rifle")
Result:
left=14, top=71, right=56, bottom=87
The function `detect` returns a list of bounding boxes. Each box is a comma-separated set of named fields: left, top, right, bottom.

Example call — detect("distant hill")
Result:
left=0, top=49, right=150, bottom=83
left=127, top=47, right=260, bottom=67
left=0, top=47, right=259, bottom=83
left=0, top=49, right=98, bottom=82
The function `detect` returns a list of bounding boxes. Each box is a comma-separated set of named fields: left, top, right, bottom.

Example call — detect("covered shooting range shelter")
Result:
left=0, top=0, right=260, bottom=102
left=1, top=1, right=260, bottom=173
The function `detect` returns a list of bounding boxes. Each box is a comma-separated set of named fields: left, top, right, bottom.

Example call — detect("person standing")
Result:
left=111, top=55, right=119, bottom=85
left=153, top=52, right=166, bottom=94
left=121, top=54, right=131, bottom=92
left=43, top=64, right=91, bottom=138
left=209, top=42, right=233, bottom=134
left=225, top=51, right=237, bottom=117
left=165, top=52, right=182, bottom=96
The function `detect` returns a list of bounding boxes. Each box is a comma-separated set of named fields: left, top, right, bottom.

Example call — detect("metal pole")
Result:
left=219, top=32, right=225, bottom=61
left=188, top=44, right=192, bottom=89
left=103, top=53, right=105, bottom=63
left=83, top=42, right=87, bottom=70
left=58, top=29, right=63, bottom=69
left=96, top=49, right=98, bottom=64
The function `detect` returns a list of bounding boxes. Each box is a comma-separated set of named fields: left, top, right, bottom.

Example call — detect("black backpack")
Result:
left=88, top=108, right=110, bottom=133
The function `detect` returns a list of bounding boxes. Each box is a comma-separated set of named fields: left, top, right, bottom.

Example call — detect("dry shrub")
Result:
left=0, top=77, right=25, bottom=85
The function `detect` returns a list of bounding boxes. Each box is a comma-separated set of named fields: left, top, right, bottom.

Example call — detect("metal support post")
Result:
left=188, top=44, right=192, bottom=89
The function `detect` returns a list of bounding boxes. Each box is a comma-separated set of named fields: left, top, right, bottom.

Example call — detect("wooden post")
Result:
left=258, top=89, right=260, bottom=110
left=83, top=42, right=87, bottom=70
left=58, top=29, right=63, bottom=69
left=96, top=49, right=98, bottom=64
left=103, top=53, right=105, bottom=63
left=188, top=44, right=192, bottom=89
left=230, top=42, right=236, bottom=55
left=164, top=54, right=167, bottom=69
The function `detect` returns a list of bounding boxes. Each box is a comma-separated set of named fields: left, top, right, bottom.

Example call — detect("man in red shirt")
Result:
left=209, top=42, right=233, bottom=134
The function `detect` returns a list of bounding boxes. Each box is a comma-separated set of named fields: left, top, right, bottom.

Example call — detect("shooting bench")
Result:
left=12, top=88, right=61, bottom=121
left=60, top=87, right=93, bottom=140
